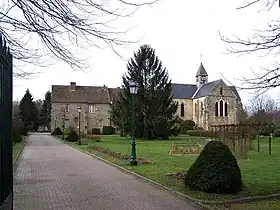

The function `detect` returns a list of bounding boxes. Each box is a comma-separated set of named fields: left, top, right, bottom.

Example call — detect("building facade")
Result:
left=51, top=63, right=242, bottom=133
left=172, top=63, right=242, bottom=130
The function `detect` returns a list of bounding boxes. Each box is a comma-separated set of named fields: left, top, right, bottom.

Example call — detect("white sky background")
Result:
left=12, top=0, right=280, bottom=105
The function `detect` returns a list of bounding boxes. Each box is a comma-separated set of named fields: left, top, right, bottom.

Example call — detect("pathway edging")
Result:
left=57, top=136, right=280, bottom=207
left=13, top=135, right=29, bottom=166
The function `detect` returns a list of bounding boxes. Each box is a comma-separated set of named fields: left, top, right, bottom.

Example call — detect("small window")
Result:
left=65, top=104, right=69, bottom=113
left=225, top=102, right=228, bottom=117
left=219, top=100, right=224, bottom=116
left=180, top=103, right=184, bottom=117
left=89, top=104, right=95, bottom=113
left=220, top=87, right=223, bottom=95
left=215, top=102, right=218, bottom=116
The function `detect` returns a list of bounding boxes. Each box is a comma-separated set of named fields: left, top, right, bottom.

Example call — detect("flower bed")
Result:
left=88, top=145, right=153, bottom=165
left=166, top=171, right=186, bottom=183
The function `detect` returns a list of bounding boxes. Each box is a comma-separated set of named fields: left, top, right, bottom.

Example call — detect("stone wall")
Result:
left=51, top=102, right=111, bottom=134
left=206, top=83, right=238, bottom=129
left=173, top=99, right=193, bottom=120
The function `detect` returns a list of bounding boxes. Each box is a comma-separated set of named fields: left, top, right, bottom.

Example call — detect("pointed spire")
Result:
left=196, top=62, right=208, bottom=77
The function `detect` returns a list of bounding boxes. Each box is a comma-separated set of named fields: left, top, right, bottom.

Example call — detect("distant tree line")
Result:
left=13, top=89, right=52, bottom=134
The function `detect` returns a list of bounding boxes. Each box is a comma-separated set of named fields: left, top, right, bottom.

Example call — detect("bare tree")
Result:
left=220, top=0, right=280, bottom=93
left=246, top=94, right=279, bottom=123
left=0, top=0, right=158, bottom=77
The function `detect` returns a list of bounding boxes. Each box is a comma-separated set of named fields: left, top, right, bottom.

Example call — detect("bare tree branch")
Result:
left=220, top=0, right=280, bottom=93
left=0, top=0, right=159, bottom=77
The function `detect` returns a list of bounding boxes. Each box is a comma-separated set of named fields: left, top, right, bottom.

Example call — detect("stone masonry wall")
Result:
left=206, top=82, right=238, bottom=129
left=51, top=102, right=111, bottom=134
left=173, top=99, right=193, bottom=121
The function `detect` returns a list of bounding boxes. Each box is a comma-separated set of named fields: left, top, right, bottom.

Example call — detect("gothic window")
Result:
left=195, top=103, right=198, bottom=116
left=220, top=87, right=223, bottom=95
left=215, top=102, right=218, bottom=116
left=219, top=100, right=224, bottom=116
left=200, top=102, right=203, bottom=115
left=225, top=102, right=228, bottom=117
left=180, top=103, right=184, bottom=117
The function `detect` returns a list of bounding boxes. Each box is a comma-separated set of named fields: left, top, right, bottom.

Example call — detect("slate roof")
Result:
left=192, top=80, right=222, bottom=99
left=171, top=83, right=197, bottom=99
left=108, top=87, right=121, bottom=102
left=52, top=85, right=112, bottom=104
left=196, top=63, right=208, bottom=77
left=172, top=79, right=241, bottom=101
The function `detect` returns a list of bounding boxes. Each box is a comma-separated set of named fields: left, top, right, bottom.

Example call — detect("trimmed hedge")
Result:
left=92, top=128, right=101, bottom=135
left=51, top=127, right=63, bottom=136
left=186, top=130, right=213, bottom=137
left=185, top=140, right=242, bottom=194
left=102, top=126, right=116, bottom=135
left=65, top=130, right=78, bottom=142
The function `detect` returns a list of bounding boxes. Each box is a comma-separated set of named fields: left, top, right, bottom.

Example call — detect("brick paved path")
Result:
left=13, top=134, right=205, bottom=210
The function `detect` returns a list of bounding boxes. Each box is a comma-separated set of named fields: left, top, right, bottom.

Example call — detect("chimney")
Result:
left=70, top=82, right=76, bottom=91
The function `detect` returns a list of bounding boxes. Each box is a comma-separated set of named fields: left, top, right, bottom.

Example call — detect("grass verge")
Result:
left=13, top=136, right=27, bottom=163
left=67, top=134, right=280, bottom=209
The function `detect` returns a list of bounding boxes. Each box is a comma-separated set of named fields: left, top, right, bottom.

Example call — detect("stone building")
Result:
left=51, top=63, right=242, bottom=133
left=172, top=63, right=242, bottom=130
left=51, top=82, right=120, bottom=134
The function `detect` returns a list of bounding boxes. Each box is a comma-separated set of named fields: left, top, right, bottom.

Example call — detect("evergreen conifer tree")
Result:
left=111, top=44, right=178, bottom=139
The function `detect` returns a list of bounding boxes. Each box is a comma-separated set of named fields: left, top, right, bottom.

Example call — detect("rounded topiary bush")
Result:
left=185, top=140, right=242, bottom=194
left=51, top=127, right=63, bottom=136
left=65, top=130, right=78, bottom=142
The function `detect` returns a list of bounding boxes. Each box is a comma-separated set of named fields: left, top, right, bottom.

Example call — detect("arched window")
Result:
left=180, top=103, right=184, bottom=117
left=219, top=100, right=224, bottom=116
left=225, top=102, right=228, bottom=117
left=220, top=87, right=223, bottom=95
left=215, top=102, right=218, bottom=116
left=201, top=102, right=203, bottom=115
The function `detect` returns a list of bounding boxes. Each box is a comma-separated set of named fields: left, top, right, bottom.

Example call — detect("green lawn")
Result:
left=13, top=136, right=27, bottom=162
left=72, top=134, right=280, bottom=204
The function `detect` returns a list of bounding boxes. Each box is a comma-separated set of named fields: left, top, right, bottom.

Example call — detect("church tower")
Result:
left=196, top=63, right=208, bottom=88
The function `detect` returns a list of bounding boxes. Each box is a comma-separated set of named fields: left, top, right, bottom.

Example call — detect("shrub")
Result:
left=186, top=130, right=213, bottom=137
left=87, top=135, right=102, bottom=142
left=274, top=129, right=280, bottom=137
left=185, top=140, right=242, bottom=194
left=180, top=120, right=196, bottom=134
left=13, top=131, right=22, bottom=143
left=65, top=130, right=78, bottom=142
left=102, top=126, right=116, bottom=135
left=92, top=128, right=101, bottom=135
left=51, top=127, right=63, bottom=136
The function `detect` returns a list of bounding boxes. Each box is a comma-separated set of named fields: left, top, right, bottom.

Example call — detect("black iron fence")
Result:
left=0, top=35, right=13, bottom=209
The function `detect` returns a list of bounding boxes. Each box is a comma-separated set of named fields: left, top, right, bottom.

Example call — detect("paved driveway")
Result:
left=13, top=134, right=205, bottom=210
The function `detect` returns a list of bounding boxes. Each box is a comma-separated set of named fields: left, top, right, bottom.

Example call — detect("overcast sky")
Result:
left=12, top=0, right=280, bottom=105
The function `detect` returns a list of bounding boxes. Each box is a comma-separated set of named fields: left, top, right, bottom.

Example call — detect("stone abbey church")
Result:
left=172, top=63, right=242, bottom=130
left=51, top=63, right=242, bottom=133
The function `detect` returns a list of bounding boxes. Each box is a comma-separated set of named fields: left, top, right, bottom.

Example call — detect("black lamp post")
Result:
left=61, top=109, right=66, bottom=140
left=109, top=100, right=113, bottom=126
left=77, top=105, right=82, bottom=145
left=129, top=80, right=138, bottom=166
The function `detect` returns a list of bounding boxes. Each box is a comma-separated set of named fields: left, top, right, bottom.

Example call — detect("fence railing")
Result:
left=0, top=35, right=13, bottom=209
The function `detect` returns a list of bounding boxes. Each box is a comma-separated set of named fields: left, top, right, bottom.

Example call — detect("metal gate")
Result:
left=0, top=35, right=13, bottom=209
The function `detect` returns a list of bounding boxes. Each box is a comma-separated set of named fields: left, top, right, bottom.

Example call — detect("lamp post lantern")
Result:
left=77, top=105, right=82, bottom=145
left=129, top=80, right=138, bottom=166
